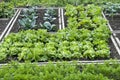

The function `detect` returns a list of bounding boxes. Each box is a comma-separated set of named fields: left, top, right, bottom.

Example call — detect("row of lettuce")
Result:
left=0, top=4, right=111, bottom=62
left=0, top=61, right=120, bottom=80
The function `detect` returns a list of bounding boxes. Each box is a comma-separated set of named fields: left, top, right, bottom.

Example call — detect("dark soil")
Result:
left=36, top=9, right=44, bottom=26
left=116, top=33, right=120, bottom=38
left=10, top=16, right=21, bottom=33
left=10, top=9, right=59, bottom=33
left=63, top=12, right=120, bottom=59
left=106, top=15, right=120, bottom=30
left=0, top=0, right=2, bottom=2
left=0, top=19, right=9, bottom=35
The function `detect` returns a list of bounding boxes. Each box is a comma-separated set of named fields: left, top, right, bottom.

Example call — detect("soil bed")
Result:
left=109, top=38, right=120, bottom=59
left=106, top=15, right=120, bottom=30
left=0, top=19, right=10, bottom=35
left=10, top=9, right=59, bottom=33
left=116, top=33, right=120, bottom=38
left=1, top=9, right=119, bottom=63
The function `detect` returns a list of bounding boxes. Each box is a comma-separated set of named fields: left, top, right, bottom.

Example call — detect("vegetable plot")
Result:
left=10, top=7, right=60, bottom=33
left=0, top=4, right=115, bottom=62
left=64, top=4, right=112, bottom=58
left=0, top=61, right=120, bottom=80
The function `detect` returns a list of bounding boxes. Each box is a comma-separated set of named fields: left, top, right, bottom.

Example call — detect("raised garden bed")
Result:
left=0, top=5, right=120, bottom=64
left=6, top=8, right=62, bottom=35
left=61, top=5, right=120, bottom=61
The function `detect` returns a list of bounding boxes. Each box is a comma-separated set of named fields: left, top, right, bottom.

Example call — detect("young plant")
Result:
left=40, top=8, right=57, bottom=31
left=40, top=21, right=56, bottom=31
left=18, top=7, right=38, bottom=30
left=18, top=18, right=37, bottom=30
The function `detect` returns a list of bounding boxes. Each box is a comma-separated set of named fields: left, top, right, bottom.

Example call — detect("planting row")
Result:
left=0, top=4, right=119, bottom=62
left=0, top=61, right=120, bottom=80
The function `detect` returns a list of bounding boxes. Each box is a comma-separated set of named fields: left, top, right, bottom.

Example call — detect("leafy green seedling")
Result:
left=40, top=21, right=56, bottom=31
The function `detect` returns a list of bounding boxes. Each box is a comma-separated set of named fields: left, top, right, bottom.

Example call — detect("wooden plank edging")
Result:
left=0, top=9, right=20, bottom=41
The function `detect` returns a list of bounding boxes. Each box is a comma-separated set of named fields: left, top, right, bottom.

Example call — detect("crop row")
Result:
left=0, top=61, right=120, bottom=80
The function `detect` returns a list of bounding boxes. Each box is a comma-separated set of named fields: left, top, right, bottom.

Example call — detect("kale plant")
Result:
left=18, top=7, right=38, bottom=30
left=40, top=8, right=57, bottom=31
